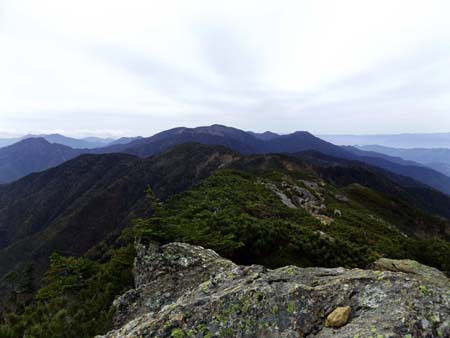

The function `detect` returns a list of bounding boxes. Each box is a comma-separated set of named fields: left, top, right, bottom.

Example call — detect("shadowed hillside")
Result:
left=0, top=144, right=239, bottom=281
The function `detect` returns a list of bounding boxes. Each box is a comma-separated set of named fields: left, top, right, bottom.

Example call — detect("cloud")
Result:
left=1, top=0, right=450, bottom=136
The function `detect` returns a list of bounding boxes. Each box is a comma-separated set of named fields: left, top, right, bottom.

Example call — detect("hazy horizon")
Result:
left=2, top=124, right=450, bottom=141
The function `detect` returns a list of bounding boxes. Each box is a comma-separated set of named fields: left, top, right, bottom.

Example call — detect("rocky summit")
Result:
left=98, top=242, right=450, bottom=338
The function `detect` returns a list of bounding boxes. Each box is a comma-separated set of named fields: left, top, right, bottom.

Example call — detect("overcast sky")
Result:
left=1, top=0, right=450, bottom=137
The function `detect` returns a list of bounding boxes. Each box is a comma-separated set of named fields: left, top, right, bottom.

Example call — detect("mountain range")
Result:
left=0, top=134, right=114, bottom=149
left=2, top=125, right=450, bottom=198
left=357, top=145, right=450, bottom=177
left=320, top=132, right=450, bottom=148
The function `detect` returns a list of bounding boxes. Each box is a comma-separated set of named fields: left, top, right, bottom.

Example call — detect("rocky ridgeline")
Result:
left=261, top=179, right=335, bottom=226
left=97, top=242, right=450, bottom=338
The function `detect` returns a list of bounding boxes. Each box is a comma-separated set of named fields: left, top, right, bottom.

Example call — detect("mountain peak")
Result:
left=0, top=138, right=81, bottom=183
left=292, top=130, right=313, bottom=136
left=195, top=124, right=250, bottom=136
left=13, top=137, right=51, bottom=146
left=247, top=131, right=280, bottom=141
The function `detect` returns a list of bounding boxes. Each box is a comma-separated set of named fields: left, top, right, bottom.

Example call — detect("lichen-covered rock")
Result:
left=98, top=242, right=450, bottom=338
left=112, top=241, right=237, bottom=328
left=372, top=258, right=449, bottom=288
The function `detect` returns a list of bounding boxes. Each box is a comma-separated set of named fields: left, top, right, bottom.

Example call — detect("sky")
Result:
left=1, top=0, right=450, bottom=138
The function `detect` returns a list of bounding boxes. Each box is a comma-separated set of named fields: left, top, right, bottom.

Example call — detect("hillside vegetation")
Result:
left=1, top=154, right=449, bottom=337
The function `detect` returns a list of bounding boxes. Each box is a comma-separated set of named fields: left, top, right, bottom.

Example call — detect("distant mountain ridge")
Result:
left=246, top=131, right=280, bottom=141
left=108, top=136, right=143, bottom=146
left=357, top=145, right=450, bottom=177
left=1, top=125, right=450, bottom=197
left=321, top=133, right=450, bottom=148
left=0, top=134, right=115, bottom=149
left=0, top=138, right=83, bottom=183
left=97, top=125, right=450, bottom=195
left=97, top=125, right=350, bottom=158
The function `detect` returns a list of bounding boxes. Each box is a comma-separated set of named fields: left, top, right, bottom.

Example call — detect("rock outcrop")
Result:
left=262, top=179, right=334, bottom=226
left=371, top=258, right=449, bottom=288
left=98, top=242, right=450, bottom=338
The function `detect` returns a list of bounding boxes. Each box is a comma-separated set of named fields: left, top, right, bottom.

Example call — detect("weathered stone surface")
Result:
left=98, top=242, right=450, bottom=338
left=372, top=258, right=449, bottom=288
left=112, top=241, right=237, bottom=328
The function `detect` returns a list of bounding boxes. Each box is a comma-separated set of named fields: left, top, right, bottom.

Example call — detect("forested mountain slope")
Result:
left=0, top=144, right=239, bottom=281
left=0, top=143, right=449, bottom=337
left=1, top=143, right=449, bottom=286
